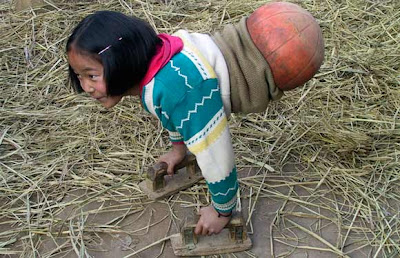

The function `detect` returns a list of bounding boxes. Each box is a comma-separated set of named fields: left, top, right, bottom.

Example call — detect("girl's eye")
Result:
left=89, top=75, right=98, bottom=80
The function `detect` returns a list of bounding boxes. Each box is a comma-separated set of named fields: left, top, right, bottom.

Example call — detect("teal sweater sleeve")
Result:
left=142, top=48, right=238, bottom=213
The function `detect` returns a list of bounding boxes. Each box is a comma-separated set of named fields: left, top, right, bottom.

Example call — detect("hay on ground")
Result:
left=0, top=0, right=399, bottom=257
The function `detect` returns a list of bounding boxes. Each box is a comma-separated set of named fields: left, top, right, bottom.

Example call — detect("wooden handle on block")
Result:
left=147, top=154, right=197, bottom=181
left=182, top=213, right=247, bottom=246
left=186, top=213, right=244, bottom=230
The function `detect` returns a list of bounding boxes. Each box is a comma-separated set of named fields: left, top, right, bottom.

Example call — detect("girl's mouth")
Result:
left=95, top=96, right=106, bottom=101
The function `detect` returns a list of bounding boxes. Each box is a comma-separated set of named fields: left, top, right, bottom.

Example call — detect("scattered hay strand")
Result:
left=1, top=0, right=400, bottom=257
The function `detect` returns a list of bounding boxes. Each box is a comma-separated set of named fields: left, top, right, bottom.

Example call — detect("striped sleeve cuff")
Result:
left=168, top=130, right=184, bottom=143
left=207, top=168, right=238, bottom=213
left=212, top=195, right=237, bottom=213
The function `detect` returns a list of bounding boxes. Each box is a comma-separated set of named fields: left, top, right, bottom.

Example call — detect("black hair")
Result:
left=66, top=11, right=162, bottom=96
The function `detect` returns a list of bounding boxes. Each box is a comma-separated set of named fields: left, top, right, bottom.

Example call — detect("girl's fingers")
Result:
left=167, top=164, right=174, bottom=176
left=194, top=222, right=202, bottom=235
left=201, top=226, right=208, bottom=235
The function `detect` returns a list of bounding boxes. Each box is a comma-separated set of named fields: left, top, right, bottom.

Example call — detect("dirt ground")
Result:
left=5, top=165, right=372, bottom=258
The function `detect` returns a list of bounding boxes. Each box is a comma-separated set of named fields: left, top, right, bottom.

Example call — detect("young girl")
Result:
left=67, top=10, right=238, bottom=235
left=67, top=5, right=323, bottom=236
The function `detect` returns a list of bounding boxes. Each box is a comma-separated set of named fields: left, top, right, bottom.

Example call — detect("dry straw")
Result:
left=1, top=0, right=399, bottom=257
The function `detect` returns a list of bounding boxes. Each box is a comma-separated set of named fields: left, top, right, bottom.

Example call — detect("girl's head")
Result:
left=66, top=11, right=161, bottom=108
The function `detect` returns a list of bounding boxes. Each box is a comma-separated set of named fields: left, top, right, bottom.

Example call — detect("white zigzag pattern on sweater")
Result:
left=181, top=49, right=208, bottom=79
left=176, top=88, right=219, bottom=130
left=209, top=180, right=238, bottom=197
left=169, top=60, right=193, bottom=89
left=153, top=105, right=169, bottom=120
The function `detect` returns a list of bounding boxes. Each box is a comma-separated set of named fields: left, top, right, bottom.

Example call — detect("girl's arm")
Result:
left=168, top=79, right=238, bottom=235
left=142, top=51, right=237, bottom=235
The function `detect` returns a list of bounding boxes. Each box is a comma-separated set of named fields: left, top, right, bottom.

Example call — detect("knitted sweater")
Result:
left=141, top=30, right=238, bottom=213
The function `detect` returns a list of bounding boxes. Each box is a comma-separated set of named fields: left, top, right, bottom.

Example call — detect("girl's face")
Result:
left=68, top=50, right=122, bottom=109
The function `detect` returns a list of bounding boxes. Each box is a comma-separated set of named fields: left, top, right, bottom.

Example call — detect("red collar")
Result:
left=139, top=34, right=183, bottom=94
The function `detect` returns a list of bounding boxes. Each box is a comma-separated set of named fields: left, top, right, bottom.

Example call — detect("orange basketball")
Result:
left=247, top=2, right=324, bottom=90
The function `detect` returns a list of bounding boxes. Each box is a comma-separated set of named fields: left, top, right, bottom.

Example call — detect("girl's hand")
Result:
left=194, top=206, right=231, bottom=235
left=158, top=144, right=187, bottom=176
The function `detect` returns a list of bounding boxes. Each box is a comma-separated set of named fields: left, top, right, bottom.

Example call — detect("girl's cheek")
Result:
left=100, top=83, right=108, bottom=94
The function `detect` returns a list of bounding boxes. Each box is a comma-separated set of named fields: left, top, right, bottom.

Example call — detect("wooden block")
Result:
left=170, top=227, right=252, bottom=256
left=139, top=154, right=203, bottom=200
left=139, top=166, right=204, bottom=200
left=171, top=213, right=252, bottom=256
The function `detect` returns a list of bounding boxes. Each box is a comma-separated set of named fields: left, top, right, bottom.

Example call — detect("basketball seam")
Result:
left=250, top=10, right=314, bottom=24
left=265, top=20, right=314, bottom=58
left=283, top=29, right=323, bottom=89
